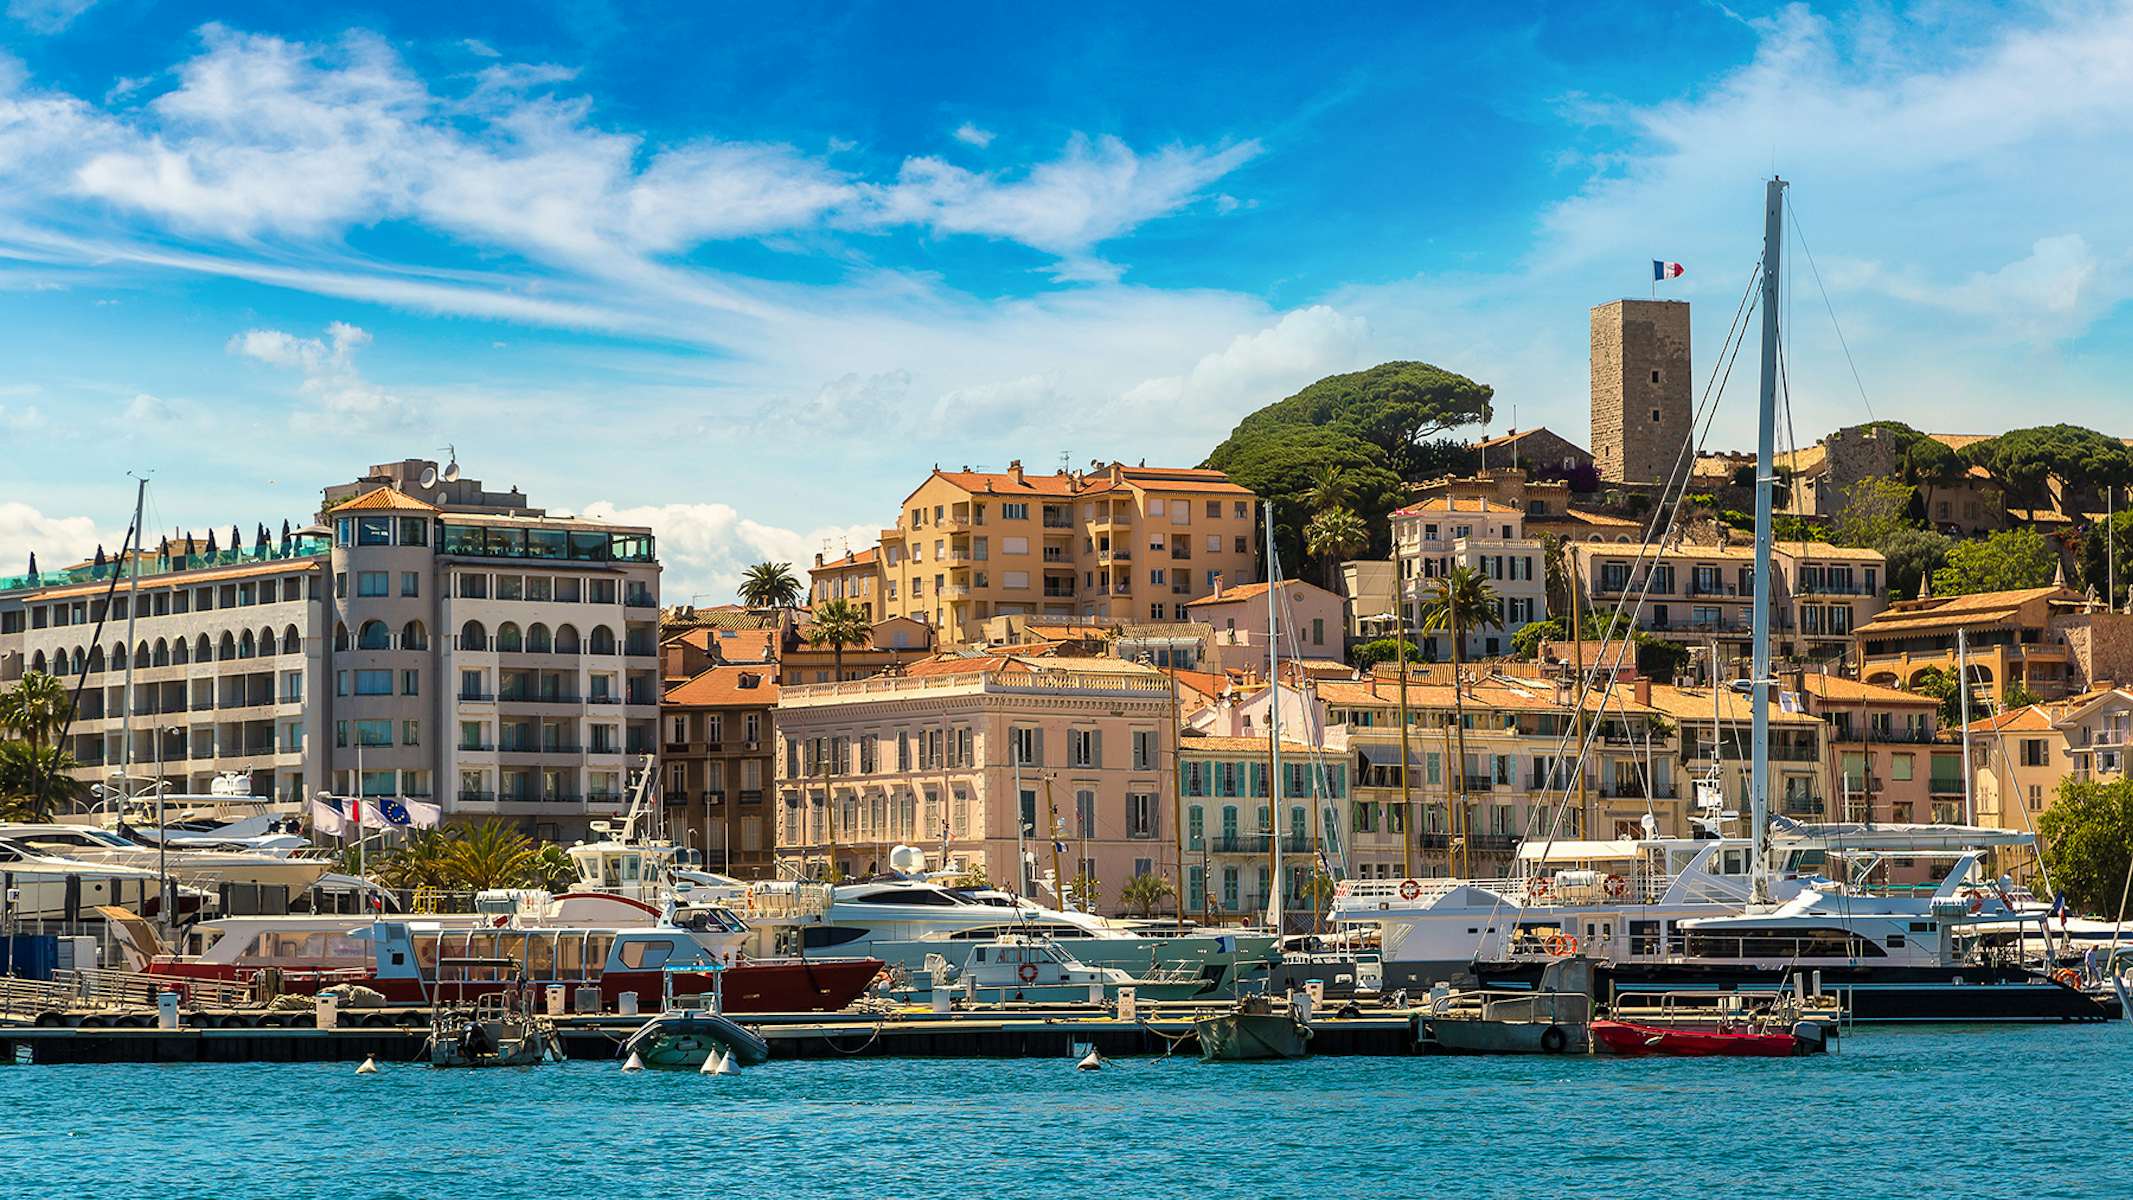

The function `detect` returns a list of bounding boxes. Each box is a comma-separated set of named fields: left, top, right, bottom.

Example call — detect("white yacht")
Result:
left=0, top=823, right=333, bottom=896
left=0, top=835, right=205, bottom=921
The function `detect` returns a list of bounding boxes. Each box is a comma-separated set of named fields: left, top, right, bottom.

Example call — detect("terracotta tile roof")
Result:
left=1558, top=508, right=1644, bottom=528
left=1796, top=674, right=1938, bottom=706
left=1163, top=667, right=1234, bottom=698
left=1965, top=704, right=2056, bottom=734
left=663, top=664, right=779, bottom=707
left=921, top=464, right=1253, bottom=499
left=329, top=485, right=441, bottom=514
left=1394, top=496, right=1518, bottom=516
left=1643, top=684, right=1823, bottom=726
left=1315, top=677, right=1664, bottom=715
left=1474, top=427, right=1582, bottom=452
left=1858, top=586, right=2073, bottom=635
left=812, top=546, right=879, bottom=571
left=1181, top=579, right=1323, bottom=608
left=1180, top=735, right=1320, bottom=755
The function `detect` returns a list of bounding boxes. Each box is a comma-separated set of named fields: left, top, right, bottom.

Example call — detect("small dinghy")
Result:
left=1590, top=1019, right=1814, bottom=1058
left=1195, top=992, right=1311, bottom=1062
left=618, top=1008, right=770, bottom=1070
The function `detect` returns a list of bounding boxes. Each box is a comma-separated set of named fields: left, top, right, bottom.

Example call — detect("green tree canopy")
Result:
left=2037, top=777, right=2133, bottom=915
left=1830, top=476, right=1918, bottom=551
left=1880, top=526, right=1954, bottom=600
left=1961, top=425, right=2133, bottom=499
left=1214, top=361, right=1494, bottom=481
left=1205, top=424, right=1404, bottom=572
left=1933, top=527, right=2059, bottom=596
left=2077, top=509, right=2133, bottom=610
left=1349, top=637, right=1422, bottom=671
left=739, top=561, right=803, bottom=609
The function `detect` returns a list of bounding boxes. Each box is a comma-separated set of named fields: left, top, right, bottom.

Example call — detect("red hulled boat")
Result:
left=1590, top=1018, right=1811, bottom=1058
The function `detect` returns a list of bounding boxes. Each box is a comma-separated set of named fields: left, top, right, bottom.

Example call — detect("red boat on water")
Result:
left=1590, top=1018, right=1814, bottom=1058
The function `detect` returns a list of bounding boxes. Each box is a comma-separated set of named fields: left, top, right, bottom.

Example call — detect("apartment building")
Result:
left=1796, top=674, right=1943, bottom=824
left=808, top=546, right=880, bottom=618
left=0, top=458, right=661, bottom=840
left=1178, top=736, right=1346, bottom=921
left=1968, top=703, right=2072, bottom=830
left=773, top=655, right=1177, bottom=907
left=1645, top=683, right=1829, bottom=826
left=1564, top=539, right=1888, bottom=661
left=661, top=661, right=778, bottom=879
left=819, top=460, right=1260, bottom=647
left=1182, top=579, right=1346, bottom=669
left=1316, top=674, right=1679, bottom=878
left=1854, top=585, right=2133, bottom=703
left=1390, top=497, right=1546, bottom=658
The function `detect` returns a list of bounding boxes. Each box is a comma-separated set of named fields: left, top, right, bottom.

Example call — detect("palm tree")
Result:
left=1304, top=506, right=1370, bottom=590
left=0, top=671, right=71, bottom=748
left=1419, top=566, right=1503, bottom=875
left=374, top=828, right=458, bottom=890
left=1119, top=871, right=1178, bottom=919
left=0, top=739, right=86, bottom=821
left=1303, top=464, right=1357, bottom=515
left=739, top=561, right=803, bottom=609
left=808, top=599, right=872, bottom=684
left=442, top=820, right=539, bottom=890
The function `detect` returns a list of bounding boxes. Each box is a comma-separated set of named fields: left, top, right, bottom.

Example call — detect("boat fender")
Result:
left=700, top=1049, right=722, bottom=1075
left=712, top=1049, right=738, bottom=1075
left=622, top=1051, right=645, bottom=1073
left=1076, top=1048, right=1102, bottom=1071
left=355, top=1055, right=379, bottom=1075
left=1540, top=1025, right=1568, bottom=1054
left=1018, top=962, right=1040, bottom=984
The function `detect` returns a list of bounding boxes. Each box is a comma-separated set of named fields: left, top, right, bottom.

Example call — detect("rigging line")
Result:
left=1776, top=328, right=1810, bottom=553
left=1786, top=199, right=1876, bottom=423
left=1458, top=265, right=1766, bottom=956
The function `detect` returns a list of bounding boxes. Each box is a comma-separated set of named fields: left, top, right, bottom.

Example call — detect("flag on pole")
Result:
left=310, top=796, right=349, bottom=838
left=1653, top=260, right=1685, bottom=281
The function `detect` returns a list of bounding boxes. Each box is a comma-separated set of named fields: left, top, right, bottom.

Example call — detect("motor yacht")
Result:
left=0, top=822, right=333, bottom=897
left=0, top=835, right=206, bottom=921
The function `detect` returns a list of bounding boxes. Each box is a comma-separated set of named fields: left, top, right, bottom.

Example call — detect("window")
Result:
left=398, top=516, right=429, bottom=547
left=354, top=669, right=392, bottom=695
left=1205, top=534, right=1220, bottom=552
left=354, top=719, right=392, bottom=747
left=356, top=571, right=389, bottom=597
left=1002, top=502, right=1029, bottom=520
left=356, top=516, right=392, bottom=546
left=1127, top=792, right=1156, bottom=838
left=1205, top=500, right=1221, bottom=518
left=2021, top=739, right=2049, bottom=767
left=402, top=721, right=421, bottom=746
left=458, top=573, right=488, bottom=599
left=1009, top=726, right=1040, bottom=765
left=1892, top=753, right=1913, bottom=782
left=1132, top=729, right=1158, bottom=770
left=401, top=669, right=419, bottom=695
left=399, top=571, right=420, bottom=597
left=1069, top=728, right=1099, bottom=768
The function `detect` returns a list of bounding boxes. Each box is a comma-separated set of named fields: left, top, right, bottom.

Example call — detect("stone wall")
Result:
left=2050, top=611, right=2133, bottom=691
left=1591, top=300, right=1692, bottom=485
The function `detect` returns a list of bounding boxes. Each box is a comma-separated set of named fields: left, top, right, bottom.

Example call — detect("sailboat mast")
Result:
left=1749, top=176, right=1786, bottom=906
left=1264, top=500, right=1283, bottom=935
left=1958, top=628, right=1975, bottom=825
left=117, top=478, right=156, bottom=912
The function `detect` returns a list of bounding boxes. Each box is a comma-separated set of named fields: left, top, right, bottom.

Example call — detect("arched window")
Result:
left=259, top=628, right=277, bottom=656
left=460, top=620, right=487, bottom=651
left=238, top=630, right=256, bottom=659
left=401, top=620, right=428, bottom=651
left=357, top=620, right=392, bottom=650
left=284, top=625, right=302, bottom=655
left=111, top=643, right=128, bottom=670
left=172, top=639, right=189, bottom=666
left=496, top=623, right=523, bottom=653
left=195, top=634, right=212, bottom=663
left=218, top=632, right=236, bottom=660
left=152, top=639, right=169, bottom=667
left=526, top=623, right=552, bottom=653
left=134, top=641, right=149, bottom=667
left=554, top=624, right=580, bottom=654
left=30, top=650, right=46, bottom=674
left=587, top=625, right=616, bottom=655
left=71, top=647, right=85, bottom=674
left=86, top=645, right=105, bottom=674
left=333, top=624, right=349, bottom=652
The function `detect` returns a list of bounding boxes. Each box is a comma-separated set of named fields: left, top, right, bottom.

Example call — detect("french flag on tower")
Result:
left=1653, top=260, right=1686, bottom=281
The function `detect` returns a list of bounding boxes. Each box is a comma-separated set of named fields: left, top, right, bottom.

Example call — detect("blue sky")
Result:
left=4, top=1, right=2131, bottom=601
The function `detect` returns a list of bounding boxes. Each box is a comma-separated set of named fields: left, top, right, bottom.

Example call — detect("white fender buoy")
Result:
left=712, top=1048, right=738, bottom=1075
left=622, top=1051, right=644, bottom=1073
left=1077, top=1049, right=1103, bottom=1071
left=355, top=1055, right=378, bottom=1075
left=700, top=1049, right=721, bottom=1075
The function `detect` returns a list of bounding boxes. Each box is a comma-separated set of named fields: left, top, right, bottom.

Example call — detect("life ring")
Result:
left=1017, top=962, right=1040, bottom=984
left=2051, top=967, right=2082, bottom=989
left=1398, top=878, right=1422, bottom=901
left=1968, top=894, right=1983, bottom=915
left=1603, top=874, right=1628, bottom=900
left=1539, top=1024, right=1569, bottom=1053
left=1528, top=876, right=1552, bottom=900
left=1545, top=933, right=1579, bottom=958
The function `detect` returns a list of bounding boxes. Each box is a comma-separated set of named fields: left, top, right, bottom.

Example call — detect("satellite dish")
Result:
left=418, top=465, right=438, bottom=488
left=443, top=460, right=461, bottom=483
left=435, top=491, right=450, bottom=505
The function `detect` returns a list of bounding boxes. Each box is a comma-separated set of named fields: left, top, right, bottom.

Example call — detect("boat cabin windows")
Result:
left=237, top=930, right=372, bottom=970
left=801, top=926, right=871, bottom=949
left=618, top=938, right=678, bottom=970
left=1628, top=920, right=1663, bottom=956
left=849, top=887, right=964, bottom=906
left=1681, top=925, right=1888, bottom=960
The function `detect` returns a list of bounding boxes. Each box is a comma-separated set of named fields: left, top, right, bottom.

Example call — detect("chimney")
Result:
left=813, top=552, right=824, bottom=566
left=1633, top=677, right=1651, bottom=706
left=1212, top=575, right=1225, bottom=598
left=1008, top=459, right=1024, bottom=485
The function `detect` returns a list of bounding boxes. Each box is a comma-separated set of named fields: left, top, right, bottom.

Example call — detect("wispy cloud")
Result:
left=6, top=0, right=96, bottom=35
left=229, top=320, right=415, bottom=431
left=952, top=121, right=994, bottom=149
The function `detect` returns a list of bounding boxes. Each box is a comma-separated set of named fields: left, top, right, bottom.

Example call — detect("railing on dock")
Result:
left=0, top=968, right=255, bottom=1018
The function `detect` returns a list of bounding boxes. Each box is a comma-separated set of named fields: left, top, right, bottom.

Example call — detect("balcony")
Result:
left=1042, top=586, right=1076, bottom=599
left=457, top=741, right=496, bottom=752
left=458, top=690, right=494, bottom=701
left=1208, top=834, right=1312, bottom=854
left=499, top=691, right=582, bottom=705
left=458, top=789, right=496, bottom=803
left=587, top=695, right=619, bottom=705
left=1929, top=776, right=1965, bottom=797
left=665, top=789, right=690, bottom=805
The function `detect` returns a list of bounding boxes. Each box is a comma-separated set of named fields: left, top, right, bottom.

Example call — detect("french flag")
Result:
left=1653, top=260, right=1686, bottom=281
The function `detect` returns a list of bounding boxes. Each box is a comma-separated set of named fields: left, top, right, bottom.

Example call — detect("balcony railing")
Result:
left=1208, top=834, right=1311, bottom=853
left=458, top=789, right=496, bottom=803
left=458, top=690, right=494, bottom=701
left=1929, top=777, right=1964, bottom=796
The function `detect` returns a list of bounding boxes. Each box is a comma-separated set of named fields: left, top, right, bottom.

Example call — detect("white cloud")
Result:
left=576, top=500, right=874, bottom=603
left=952, top=121, right=994, bottom=149
left=118, top=391, right=177, bottom=424
left=6, top=0, right=95, bottom=35
left=229, top=320, right=414, bottom=431
left=0, top=501, right=107, bottom=576
left=1119, top=305, right=1371, bottom=440
left=461, top=38, right=501, bottom=59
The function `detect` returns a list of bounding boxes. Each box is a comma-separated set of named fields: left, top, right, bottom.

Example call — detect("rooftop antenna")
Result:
left=1058, top=451, right=1071, bottom=473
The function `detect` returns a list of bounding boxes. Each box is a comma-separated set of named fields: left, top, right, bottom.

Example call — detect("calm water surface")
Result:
left=5, top=1025, right=2131, bottom=1198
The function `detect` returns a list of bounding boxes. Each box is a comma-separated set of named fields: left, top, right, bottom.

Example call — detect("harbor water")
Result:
left=4, top=1025, right=2130, bottom=1198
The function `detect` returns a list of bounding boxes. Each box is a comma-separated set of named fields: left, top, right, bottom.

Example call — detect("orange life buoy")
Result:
left=1545, top=933, right=1578, bottom=957
left=1017, top=962, right=1040, bottom=984
left=1603, top=874, right=1628, bottom=900
left=2051, top=967, right=2081, bottom=989
left=1398, top=878, right=1422, bottom=901
left=1528, top=876, right=1552, bottom=900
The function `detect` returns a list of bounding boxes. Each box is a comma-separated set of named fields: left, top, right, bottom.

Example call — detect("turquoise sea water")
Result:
left=5, top=1026, right=2132, bottom=1199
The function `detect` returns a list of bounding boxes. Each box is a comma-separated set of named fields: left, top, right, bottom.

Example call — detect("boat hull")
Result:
left=1476, top=960, right=2121, bottom=1023
left=1195, top=1011, right=1311, bottom=1061
left=1590, top=1019, right=1803, bottom=1057
left=1427, top=1018, right=1589, bottom=1055
left=619, top=1011, right=772, bottom=1069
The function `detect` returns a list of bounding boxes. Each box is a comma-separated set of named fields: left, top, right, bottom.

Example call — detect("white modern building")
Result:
left=1390, top=497, right=1547, bottom=659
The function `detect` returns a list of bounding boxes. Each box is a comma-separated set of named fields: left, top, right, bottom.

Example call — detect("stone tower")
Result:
left=1590, top=299, right=1691, bottom=484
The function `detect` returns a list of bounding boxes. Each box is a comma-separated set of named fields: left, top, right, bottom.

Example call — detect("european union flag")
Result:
left=378, top=797, right=412, bottom=827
